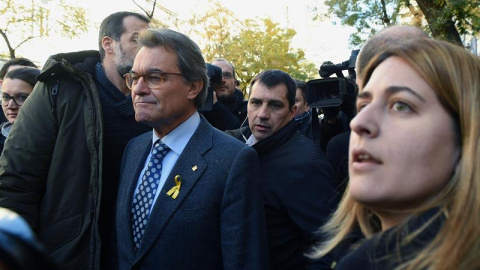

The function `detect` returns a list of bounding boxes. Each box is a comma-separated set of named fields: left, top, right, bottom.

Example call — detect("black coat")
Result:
left=336, top=209, right=443, bottom=270
left=201, top=89, right=247, bottom=131
left=0, top=51, right=149, bottom=270
left=227, top=121, right=339, bottom=270
left=325, top=130, right=350, bottom=200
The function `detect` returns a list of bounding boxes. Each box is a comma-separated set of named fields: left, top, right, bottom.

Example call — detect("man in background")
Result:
left=0, top=11, right=150, bottom=269
left=227, top=69, right=337, bottom=270
left=293, top=79, right=312, bottom=138
left=201, top=58, right=247, bottom=130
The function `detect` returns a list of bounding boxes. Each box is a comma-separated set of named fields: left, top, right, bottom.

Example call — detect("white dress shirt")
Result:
left=133, top=112, right=200, bottom=212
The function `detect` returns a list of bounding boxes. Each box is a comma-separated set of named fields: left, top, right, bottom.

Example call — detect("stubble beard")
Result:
left=114, top=42, right=133, bottom=77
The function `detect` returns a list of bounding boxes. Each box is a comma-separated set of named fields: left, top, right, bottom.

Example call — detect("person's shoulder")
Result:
left=38, top=50, right=100, bottom=81
left=47, top=50, right=99, bottom=66
left=291, top=132, right=325, bottom=155
left=335, top=242, right=373, bottom=270
left=212, top=127, right=249, bottom=149
left=328, top=130, right=351, bottom=148
left=224, top=126, right=249, bottom=141
left=128, top=131, right=152, bottom=146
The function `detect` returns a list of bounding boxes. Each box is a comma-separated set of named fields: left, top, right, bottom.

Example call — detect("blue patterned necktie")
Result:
left=132, top=140, right=170, bottom=251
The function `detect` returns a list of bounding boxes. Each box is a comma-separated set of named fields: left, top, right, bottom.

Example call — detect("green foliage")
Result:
left=319, top=0, right=480, bottom=46
left=322, top=0, right=403, bottom=46
left=166, top=0, right=317, bottom=95
left=224, top=18, right=316, bottom=92
left=0, top=0, right=88, bottom=58
left=443, top=0, right=479, bottom=35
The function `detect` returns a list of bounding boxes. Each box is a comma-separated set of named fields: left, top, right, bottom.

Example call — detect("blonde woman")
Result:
left=311, top=38, right=480, bottom=270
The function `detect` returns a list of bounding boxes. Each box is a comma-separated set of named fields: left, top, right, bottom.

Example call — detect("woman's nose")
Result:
left=350, top=104, right=379, bottom=138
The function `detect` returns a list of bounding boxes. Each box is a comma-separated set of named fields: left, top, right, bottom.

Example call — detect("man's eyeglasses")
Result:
left=222, top=72, right=234, bottom=79
left=1, top=93, right=29, bottom=107
left=124, top=71, right=184, bottom=89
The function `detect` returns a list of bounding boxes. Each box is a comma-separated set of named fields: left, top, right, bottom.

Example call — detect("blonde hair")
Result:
left=311, top=39, right=480, bottom=270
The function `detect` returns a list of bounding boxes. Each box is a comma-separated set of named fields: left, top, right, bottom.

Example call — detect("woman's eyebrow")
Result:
left=385, top=86, right=426, bottom=102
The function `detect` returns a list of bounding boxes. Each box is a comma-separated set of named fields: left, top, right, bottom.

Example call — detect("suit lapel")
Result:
left=134, top=118, right=213, bottom=262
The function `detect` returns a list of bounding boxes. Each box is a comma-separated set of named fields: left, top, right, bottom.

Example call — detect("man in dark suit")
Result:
left=116, top=28, right=269, bottom=270
left=226, top=70, right=338, bottom=270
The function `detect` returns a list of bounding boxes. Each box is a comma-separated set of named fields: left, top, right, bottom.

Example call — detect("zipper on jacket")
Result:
left=51, top=80, right=59, bottom=115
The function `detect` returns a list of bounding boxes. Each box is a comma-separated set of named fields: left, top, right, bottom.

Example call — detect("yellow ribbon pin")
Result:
left=166, top=175, right=182, bottom=199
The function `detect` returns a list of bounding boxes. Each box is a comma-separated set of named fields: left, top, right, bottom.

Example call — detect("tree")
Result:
left=131, top=0, right=177, bottom=28
left=224, top=18, right=317, bottom=93
left=317, top=0, right=480, bottom=46
left=0, top=0, right=88, bottom=59
left=130, top=0, right=317, bottom=94
left=415, top=0, right=479, bottom=43
left=177, top=1, right=317, bottom=95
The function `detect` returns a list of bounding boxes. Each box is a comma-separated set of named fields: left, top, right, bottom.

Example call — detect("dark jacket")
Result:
left=0, top=50, right=149, bottom=269
left=336, top=209, right=443, bottom=270
left=227, top=121, right=338, bottom=270
left=325, top=130, right=350, bottom=200
left=294, top=109, right=313, bottom=140
left=201, top=89, right=247, bottom=131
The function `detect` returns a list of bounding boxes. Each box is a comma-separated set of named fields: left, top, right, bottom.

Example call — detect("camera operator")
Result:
left=200, top=58, right=247, bottom=131
left=325, top=25, right=429, bottom=197
left=308, top=50, right=358, bottom=152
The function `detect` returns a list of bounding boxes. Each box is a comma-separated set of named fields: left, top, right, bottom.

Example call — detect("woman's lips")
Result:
left=351, top=148, right=382, bottom=171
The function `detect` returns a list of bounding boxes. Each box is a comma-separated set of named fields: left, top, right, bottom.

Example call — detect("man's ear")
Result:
left=289, top=105, right=298, bottom=120
left=187, top=80, right=203, bottom=100
left=102, top=36, right=114, bottom=54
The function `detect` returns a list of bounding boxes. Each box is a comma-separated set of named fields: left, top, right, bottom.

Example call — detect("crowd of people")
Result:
left=0, top=10, right=479, bottom=270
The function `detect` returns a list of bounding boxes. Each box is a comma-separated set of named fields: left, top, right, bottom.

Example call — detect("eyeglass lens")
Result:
left=1, top=93, right=29, bottom=106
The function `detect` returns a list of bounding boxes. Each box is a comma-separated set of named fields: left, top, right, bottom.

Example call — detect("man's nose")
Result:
left=257, top=105, right=270, bottom=119
left=133, top=77, right=151, bottom=95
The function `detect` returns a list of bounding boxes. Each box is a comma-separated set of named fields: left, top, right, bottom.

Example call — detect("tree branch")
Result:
left=132, top=0, right=152, bottom=19
left=0, top=29, right=15, bottom=58
left=14, top=35, right=41, bottom=51
left=379, top=0, right=391, bottom=25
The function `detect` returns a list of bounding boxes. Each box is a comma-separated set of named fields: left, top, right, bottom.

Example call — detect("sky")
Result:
left=11, top=0, right=357, bottom=70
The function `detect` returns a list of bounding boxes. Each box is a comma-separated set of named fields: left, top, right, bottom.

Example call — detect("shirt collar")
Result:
left=246, top=134, right=256, bottom=146
left=151, top=112, right=200, bottom=155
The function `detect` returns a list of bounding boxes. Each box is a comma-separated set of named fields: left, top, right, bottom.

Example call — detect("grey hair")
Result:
left=137, top=28, right=208, bottom=108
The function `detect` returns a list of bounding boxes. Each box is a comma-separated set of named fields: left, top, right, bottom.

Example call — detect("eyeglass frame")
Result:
left=1, top=92, right=30, bottom=107
left=124, top=70, right=184, bottom=90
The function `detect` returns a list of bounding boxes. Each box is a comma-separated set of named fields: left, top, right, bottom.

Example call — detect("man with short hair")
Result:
left=293, top=79, right=312, bottom=138
left=0, top=11, right=151, bottom=270
left=355, top=25, right=429, bottom=86
left=201, top=58, right=247, bottom=130
left=227, top=69, right=337, bottom=270
left=116, top=28, right=268, bottom=270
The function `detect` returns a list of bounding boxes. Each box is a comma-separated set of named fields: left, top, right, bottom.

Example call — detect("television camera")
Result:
left=199, top=63, right=223, bottom=112
left=306, top=49, right=359, bottom=151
